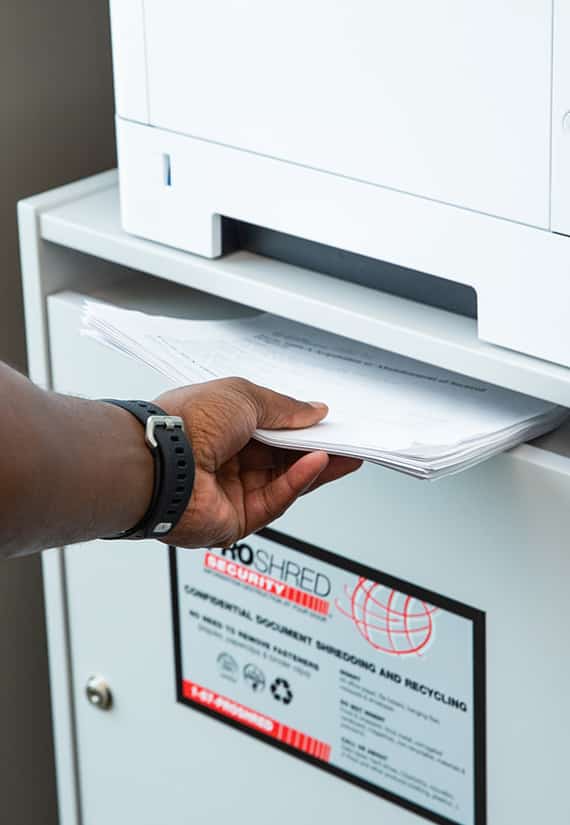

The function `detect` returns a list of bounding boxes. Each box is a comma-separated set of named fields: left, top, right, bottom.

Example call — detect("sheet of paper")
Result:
left=83, top=299, right=567, bottom=478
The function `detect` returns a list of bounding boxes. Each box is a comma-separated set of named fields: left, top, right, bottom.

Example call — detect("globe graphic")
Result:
left=337, top=577, right=438, bottom=657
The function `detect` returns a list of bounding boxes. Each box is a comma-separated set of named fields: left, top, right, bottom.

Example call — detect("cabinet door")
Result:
left=48, top=289, right=570, bottom=825
left=144, top=0, right=552, bottom=227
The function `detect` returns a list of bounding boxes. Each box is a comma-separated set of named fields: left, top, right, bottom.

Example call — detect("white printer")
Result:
left=111, top=0, right=570, bottom=367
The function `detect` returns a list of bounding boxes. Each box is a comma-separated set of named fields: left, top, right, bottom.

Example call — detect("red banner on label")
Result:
left=204, top=552, right=329, bottom=615
left=183, top=679, right=332, bottom=762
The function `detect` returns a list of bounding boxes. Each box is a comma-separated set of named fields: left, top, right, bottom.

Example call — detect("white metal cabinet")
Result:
left=45, top=283, right=570, bottom=825
left=19, top=173, right=570, bottom=825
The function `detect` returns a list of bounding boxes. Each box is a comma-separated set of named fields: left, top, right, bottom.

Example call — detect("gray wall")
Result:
left=0, top=1, right=116, bottom=821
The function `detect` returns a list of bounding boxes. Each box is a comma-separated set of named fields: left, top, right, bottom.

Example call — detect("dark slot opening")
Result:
left=222, top=218, right=477, bottom=319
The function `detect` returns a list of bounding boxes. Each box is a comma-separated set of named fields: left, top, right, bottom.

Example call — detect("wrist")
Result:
left=37, top=394, right=154, bottom=545
left=96, top=403, right=155, bottom=535
left=97, top=400, right=194, bottom=540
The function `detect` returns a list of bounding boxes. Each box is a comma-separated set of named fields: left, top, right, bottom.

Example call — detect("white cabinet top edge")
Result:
left=35, top=172, right=570, bottom=407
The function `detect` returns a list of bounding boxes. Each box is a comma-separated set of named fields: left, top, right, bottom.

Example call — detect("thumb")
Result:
left=244, top=451, right=329, bottom=533
left=246, top=383, right=329, bottom=430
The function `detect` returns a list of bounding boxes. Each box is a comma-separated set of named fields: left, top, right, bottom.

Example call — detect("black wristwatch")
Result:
left=100, top=399, right=195, bottom=540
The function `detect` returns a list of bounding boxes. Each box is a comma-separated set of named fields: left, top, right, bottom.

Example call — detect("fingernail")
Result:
left=308, top=402, right=328, bottom=410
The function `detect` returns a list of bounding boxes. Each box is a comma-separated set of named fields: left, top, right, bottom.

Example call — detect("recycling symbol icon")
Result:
left=270, top=677, right=293, bottom=705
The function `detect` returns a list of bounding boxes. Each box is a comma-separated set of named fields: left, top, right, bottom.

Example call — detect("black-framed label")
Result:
left=170, top=529, right=486, bottom=825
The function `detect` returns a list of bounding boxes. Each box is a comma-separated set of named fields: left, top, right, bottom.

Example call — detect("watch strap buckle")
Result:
left=145, top=415, right=185, bottom=449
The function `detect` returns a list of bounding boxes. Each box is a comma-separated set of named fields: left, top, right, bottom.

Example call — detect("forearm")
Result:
left=0, top=363, right=153, bottom=559
left=0, top=367, right=359, bottom=560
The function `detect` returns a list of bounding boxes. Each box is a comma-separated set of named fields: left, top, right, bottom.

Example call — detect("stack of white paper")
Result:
left=82, top=298, right=567, bottom=480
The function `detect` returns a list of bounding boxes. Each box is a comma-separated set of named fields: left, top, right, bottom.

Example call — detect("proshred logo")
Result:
left=220, top=542, right=332, bottom=597
left=204, top=552, right=330, bottom=615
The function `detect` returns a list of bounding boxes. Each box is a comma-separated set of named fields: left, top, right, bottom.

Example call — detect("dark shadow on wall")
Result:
left=0, top=1, right=117, bottom=822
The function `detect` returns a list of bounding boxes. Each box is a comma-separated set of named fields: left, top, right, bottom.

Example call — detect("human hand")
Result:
left=155, top=378, right=362, bottom=548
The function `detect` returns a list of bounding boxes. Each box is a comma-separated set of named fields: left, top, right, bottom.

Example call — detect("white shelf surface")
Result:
left=39, top=170, right=570, bottom=406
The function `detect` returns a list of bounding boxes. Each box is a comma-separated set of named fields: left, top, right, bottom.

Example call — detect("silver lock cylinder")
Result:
left=85, top=675, right=113, bottom=710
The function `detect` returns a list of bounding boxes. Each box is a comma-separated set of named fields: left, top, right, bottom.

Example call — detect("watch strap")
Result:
left=100, top=399, right=194, bottom=540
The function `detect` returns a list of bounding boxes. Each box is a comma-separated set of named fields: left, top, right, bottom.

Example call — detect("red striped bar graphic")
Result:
left=183, top=679, right=331, bottom=762
left=204, top=552, right=330, bottom=615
